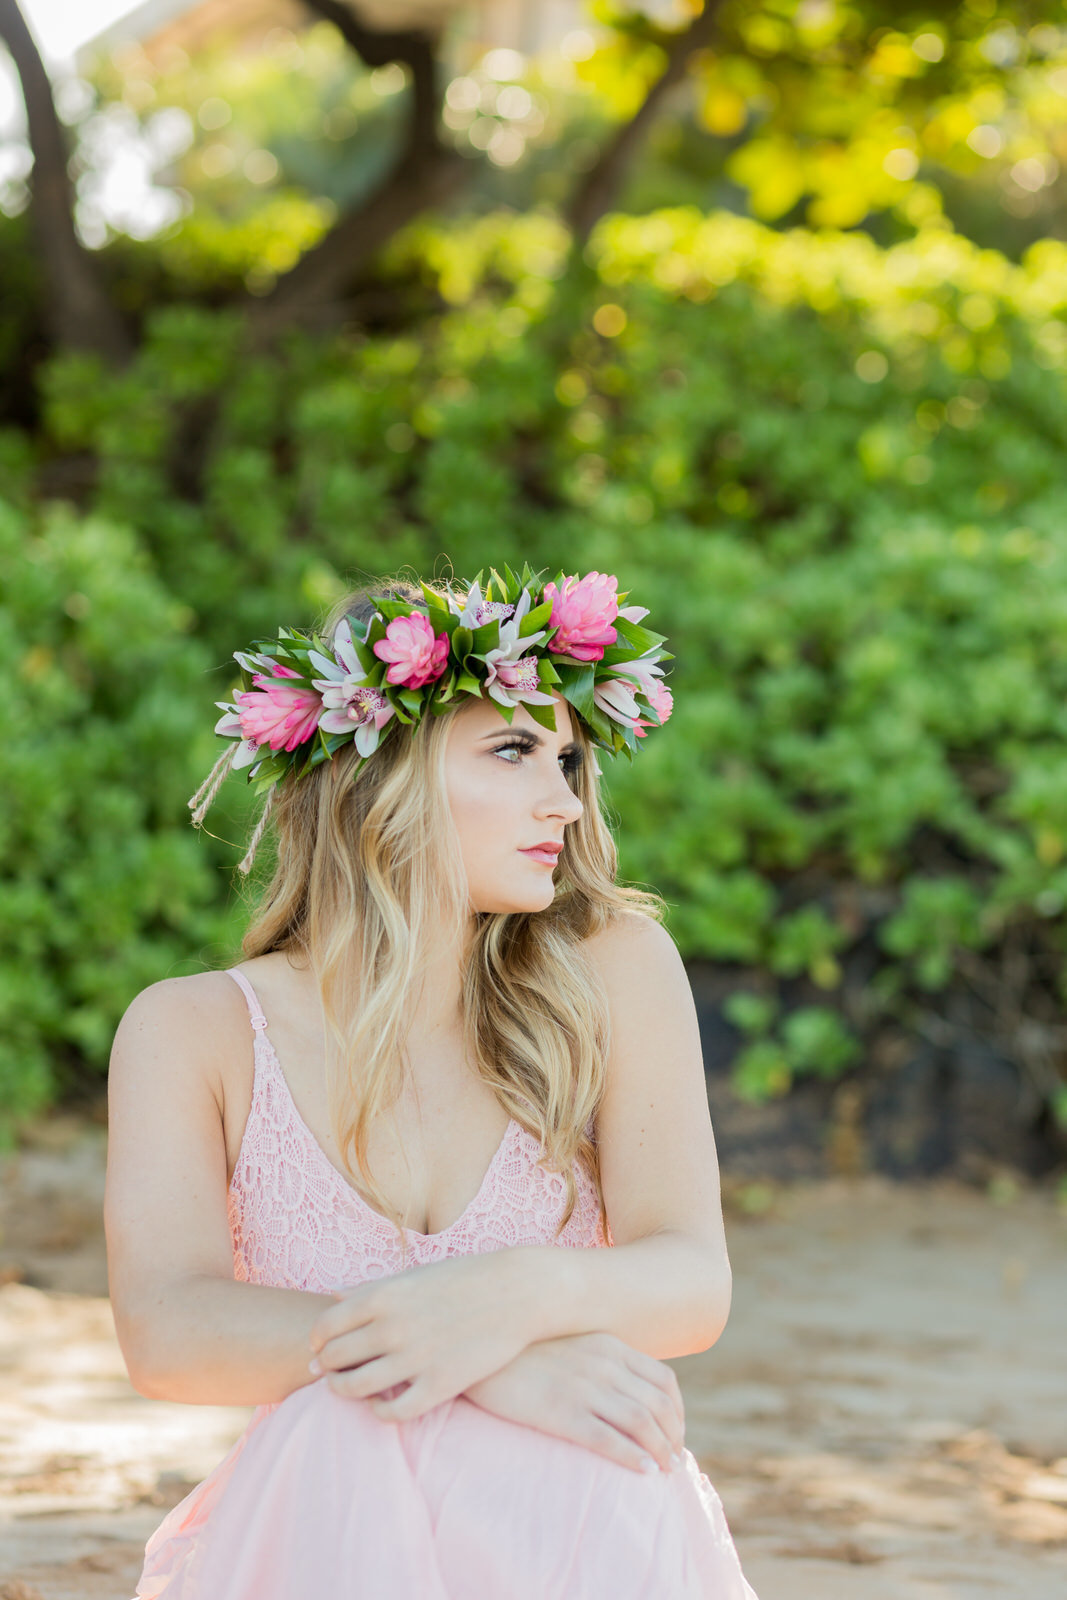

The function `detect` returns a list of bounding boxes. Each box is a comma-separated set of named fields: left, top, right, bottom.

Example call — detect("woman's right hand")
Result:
left=461, top=1331, right=686, bottom=1475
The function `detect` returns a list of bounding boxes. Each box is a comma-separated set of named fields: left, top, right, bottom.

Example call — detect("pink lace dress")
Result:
left=134, top=968, right=757, bottom=1598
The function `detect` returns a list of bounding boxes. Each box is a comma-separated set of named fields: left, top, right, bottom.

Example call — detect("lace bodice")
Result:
left=224, top=969, right=612, bottom=1295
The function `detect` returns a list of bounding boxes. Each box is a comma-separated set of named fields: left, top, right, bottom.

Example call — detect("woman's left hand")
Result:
left=307, top=1251, right=531, bottom=1421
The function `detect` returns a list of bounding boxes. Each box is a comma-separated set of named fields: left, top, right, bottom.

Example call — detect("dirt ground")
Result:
left=0, top=1116, right=1064, bottom=1600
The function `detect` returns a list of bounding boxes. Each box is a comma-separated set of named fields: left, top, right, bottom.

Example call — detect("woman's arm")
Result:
left=492, top=912, right=733, bottom=1360
left=105, top=974, right=333, bottom=1406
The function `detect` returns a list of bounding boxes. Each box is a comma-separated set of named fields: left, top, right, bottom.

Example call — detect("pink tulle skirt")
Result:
left=135, top=1378, right=757, bottom=1598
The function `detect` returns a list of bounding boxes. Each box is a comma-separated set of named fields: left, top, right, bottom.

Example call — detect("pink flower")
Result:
left=236, top=664, right=322, bottom=752
left=544, top=571, right=619, bottom=661
left=647, top=678, right=673, bottom=724
left=373, top=613, right=449, bottom=689
left=634, top=681, right=673, bottom=738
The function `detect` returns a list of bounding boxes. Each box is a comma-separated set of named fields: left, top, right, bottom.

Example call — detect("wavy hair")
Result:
left=241, top=578, right=665, bottom=1258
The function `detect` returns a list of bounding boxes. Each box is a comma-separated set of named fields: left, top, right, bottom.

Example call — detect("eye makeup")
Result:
left=492, top=733, right=585, bottom=777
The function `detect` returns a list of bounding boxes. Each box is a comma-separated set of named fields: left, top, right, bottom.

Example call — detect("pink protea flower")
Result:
left=236, top=665, right=322, bottom=752
left=373, top=612, right=449, bottom=689
left=544, top=571, right=619, bottom=661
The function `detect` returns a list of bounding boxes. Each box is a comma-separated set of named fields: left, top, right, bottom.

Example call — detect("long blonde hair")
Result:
left=241, top=580, right=665, bottom=1253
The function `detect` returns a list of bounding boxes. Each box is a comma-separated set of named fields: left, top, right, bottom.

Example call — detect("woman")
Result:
left=106, top=565, right=757, bottom=1597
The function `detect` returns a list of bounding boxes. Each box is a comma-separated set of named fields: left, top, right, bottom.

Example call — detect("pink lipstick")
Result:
left=519, top=842, right=563, bottom=866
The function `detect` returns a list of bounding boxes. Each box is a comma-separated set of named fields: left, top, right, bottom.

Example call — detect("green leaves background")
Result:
left=6, top=206, right=1067, bottom=1131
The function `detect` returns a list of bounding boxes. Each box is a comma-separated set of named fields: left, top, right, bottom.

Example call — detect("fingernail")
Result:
left=639, top=1454, right=658, bottom=1473
left=308, top=1357, right=322, bottom=1376
left=670, top=1450, right=684, bottom=1469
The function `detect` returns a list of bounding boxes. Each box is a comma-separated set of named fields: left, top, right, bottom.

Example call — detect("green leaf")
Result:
left=614, top=616, right=667, bottom=652
left=555, top=662, right=596, bottom=725
left=471, top=618, right=502, bottom=652
left=525, top=698, right=559, bottom=733
left=371, top=598, right=418, bottom=622
left=520, top=598, right=553, bottom=636
left=488, top=566, right=514, bottom=602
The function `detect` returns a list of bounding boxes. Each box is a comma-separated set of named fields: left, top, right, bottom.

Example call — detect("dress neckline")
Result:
left=256, top=1033, right=519, bottom=1241
left=225, top=964, right=520, bottom=1241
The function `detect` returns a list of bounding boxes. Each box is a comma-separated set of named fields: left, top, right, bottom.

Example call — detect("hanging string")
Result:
left=238, top=786, right=276, bottom=876
left=188, top=744, right=237, bottom=828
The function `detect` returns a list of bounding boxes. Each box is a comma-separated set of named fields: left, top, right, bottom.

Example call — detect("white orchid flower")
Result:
left=451, top=580, right=516, bottom=628
left=474, top=588, right=554, bottom=706
left=214, top=701, right=263, bottom=769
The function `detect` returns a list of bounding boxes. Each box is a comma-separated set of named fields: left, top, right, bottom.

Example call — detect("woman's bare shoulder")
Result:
left=581, top=907, right=679, bottom=982
left=110, top=969, right=249, bottom=1083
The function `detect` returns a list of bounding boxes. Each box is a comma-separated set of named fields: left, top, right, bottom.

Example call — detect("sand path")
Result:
left=0, top=1120, right=1064, bottom=1599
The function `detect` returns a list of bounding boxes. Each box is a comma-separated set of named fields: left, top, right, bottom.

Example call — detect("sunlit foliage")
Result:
left=5, top=206, right=1067, bottom=1126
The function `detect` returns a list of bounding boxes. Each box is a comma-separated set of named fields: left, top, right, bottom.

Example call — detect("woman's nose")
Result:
left=538, top=767, right=583, bottom=824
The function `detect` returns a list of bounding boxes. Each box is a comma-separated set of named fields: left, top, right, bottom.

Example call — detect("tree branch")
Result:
left=0, top=0, right=131, bottom=362
left=248, top=147, right=466, bottom=339
left=301, top=0, right=442, bottom=160
left=248, top=0, right=467, bottom=338
left=565, top=1, right=725, bottom=245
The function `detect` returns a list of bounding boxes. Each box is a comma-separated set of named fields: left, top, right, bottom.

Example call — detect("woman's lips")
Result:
left=519, top=846, right=562, bottom=866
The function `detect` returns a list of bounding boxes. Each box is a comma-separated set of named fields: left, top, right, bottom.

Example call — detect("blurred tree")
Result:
left=3, top=1, right=1067, bottom=362
left=0, top=0, right=130, bottom=360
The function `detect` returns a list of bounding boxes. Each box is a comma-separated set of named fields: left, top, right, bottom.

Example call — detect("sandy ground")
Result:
left=0, top=1116, right=1064, bottom=1600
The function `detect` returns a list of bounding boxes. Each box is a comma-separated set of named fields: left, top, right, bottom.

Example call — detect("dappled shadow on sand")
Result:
left=0, top=1120, right=1064, bottom=1599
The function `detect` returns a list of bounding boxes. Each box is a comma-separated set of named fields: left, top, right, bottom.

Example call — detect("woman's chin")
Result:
left=473, top=884, right=557, bottom=916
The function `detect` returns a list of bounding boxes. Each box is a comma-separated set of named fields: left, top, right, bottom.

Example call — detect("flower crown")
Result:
left=189, top=565, right=673, bottom=871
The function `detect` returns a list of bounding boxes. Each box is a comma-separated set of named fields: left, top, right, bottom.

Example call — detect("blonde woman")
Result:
left=107, top=567, right=757, bottom=1597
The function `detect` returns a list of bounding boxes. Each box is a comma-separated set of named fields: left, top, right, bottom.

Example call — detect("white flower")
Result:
left=317, top=684, right=396, bottom=756
left=593, top=678, right=642, bottom=725
left=450, top=580, right=516, bottom=629
left=611, top=655, right=666, bottom=696
left=233, top=649, right=277, bottom=676
left=308, top=616, right=384, bottom=741
left=476, top=589, right=555, bottom=707
left=214, top=702, right=263, bottom=769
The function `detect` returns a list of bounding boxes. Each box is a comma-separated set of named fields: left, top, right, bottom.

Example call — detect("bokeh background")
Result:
left=3, top=0, right=1067, bottom=1185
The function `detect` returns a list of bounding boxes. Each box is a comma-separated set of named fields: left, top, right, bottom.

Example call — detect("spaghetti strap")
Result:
left=224, top=967, right=269, bottom=1033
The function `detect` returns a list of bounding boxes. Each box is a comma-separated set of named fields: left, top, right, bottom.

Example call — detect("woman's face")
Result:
left=444, top=692, right=585, bottom=915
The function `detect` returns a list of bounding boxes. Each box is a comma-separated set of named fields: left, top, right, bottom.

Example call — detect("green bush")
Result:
left=9, top=208, right=1067, bottom=1133
left=0, top=497, right=248, bottom=1125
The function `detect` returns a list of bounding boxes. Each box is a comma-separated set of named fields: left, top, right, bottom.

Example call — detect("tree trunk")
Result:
left=0, top=0, right=131, bottom=363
